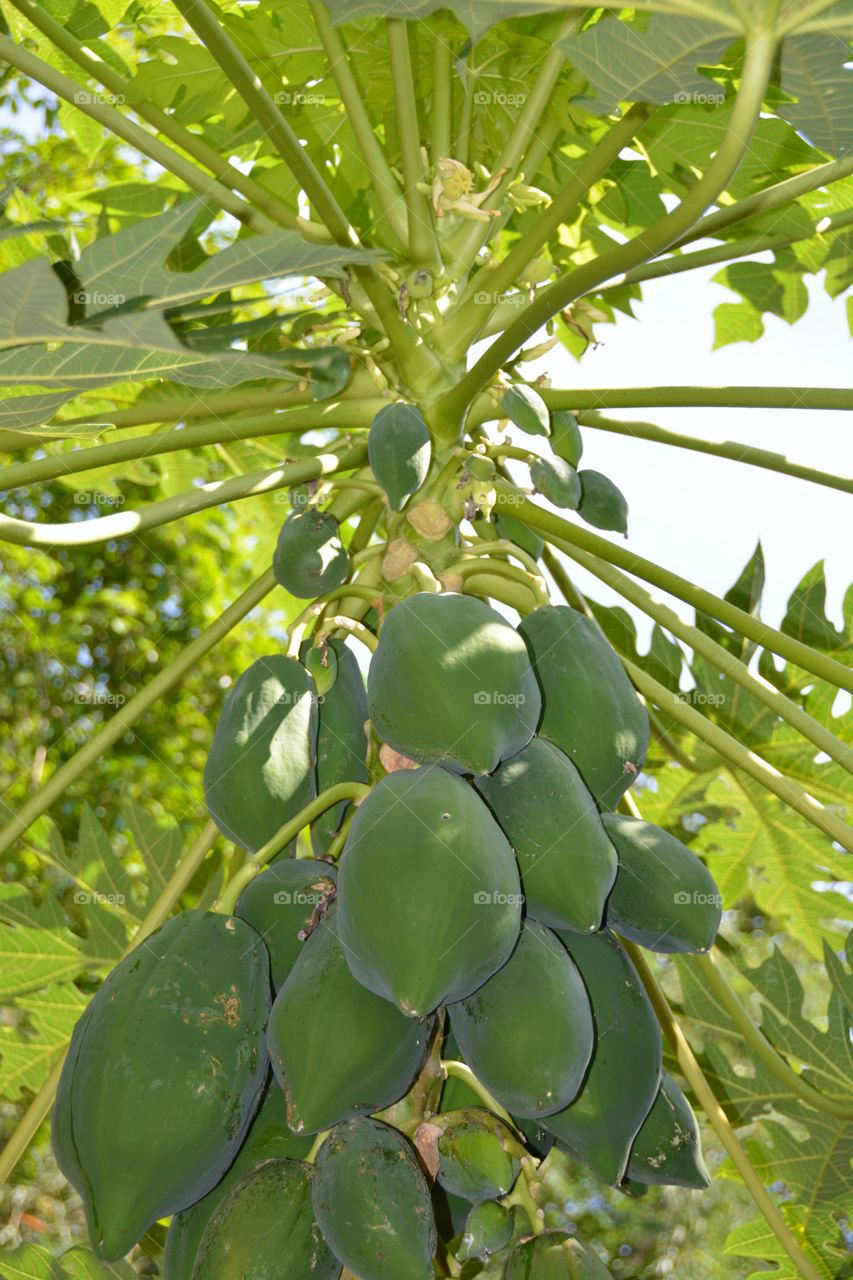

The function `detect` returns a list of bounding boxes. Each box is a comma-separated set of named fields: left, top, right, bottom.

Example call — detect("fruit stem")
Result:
left=440, top=1060, right=525, bottom=1142
left=215, top=781, right=371, bottom=914
left=305, top=1129, right=331, bottom=1165
left=314, top=614, right=380, bottom=652
left=450, top=556, right=548, bottom=606
left=463, top=537, right=548, bottom=603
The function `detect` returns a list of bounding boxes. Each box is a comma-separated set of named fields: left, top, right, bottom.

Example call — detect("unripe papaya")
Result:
left=519, top=606, right=649, bottom=809
left=504, top=1232, right=612, bottom=1279
left=545, top=930, right=661, bottom=1186
left=457, top=1200, right=513, bottom=1262
left=448, top=920, right=593, bottom=1119
left=530, top=456, right=582, bottom=510
left=163, top=1079, right=311, bottom=1280
left=475, top=738, right=617, bottom=934
left=303, top=638, right=369, bottom=856
left=578, top=469, right=628, bottom=534
left=53, top=911, right=270, bottom=1261
left=491, top=511, right=544, bottom=560
left=267, top=910, right=432, bottom=1133
left=273, top=509, right=349, bottom=598
left=435, top=1109, right=520, bottom=1202
left=501, top=384, right=550, bottom=436
left=204, top=655, right=318, bottom=853
left=602, top=814, right=722, bottom=954
left=551, top=410, right=583, bottom=468
left=303, top=642, right=338, bottom=696
left=368, top=401, right=432, bottom=510
left=191, top=1158, right=340, bottom=1280
left=312, top=1118, right=436, bottom=1280
left=368, top=593, right=541, bottom=775
left=625, top=1072, right=710, bottom=1190
left=235, top=860, right=337, bottom=990
left=337, top=767, right=522, bottom=1017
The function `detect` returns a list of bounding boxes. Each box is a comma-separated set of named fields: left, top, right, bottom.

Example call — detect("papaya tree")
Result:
left=0, top=1, right=851, bottom=1277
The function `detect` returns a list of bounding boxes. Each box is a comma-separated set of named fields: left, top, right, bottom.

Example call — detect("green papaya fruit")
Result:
left=436, top=1109, right=520, bottom=1203
left=491, top=511, right=544, bottom=560
left=308, top=638, right=369, bottom=856
left=191, top=1158, right=340, bottom=1280
left=368, top=401, right=432, bottom=510
left=312, top=1118, right=436, bottom=1280
left=53, top=911, right=270, bottom=1261
left=504, top=1232, right=612, bottom=1279
left=551, top=410, right=583, bottom=468
left=545, top=930, right=661, bottom=1186
left=457, top=1200, right=513, bottom=1262
left=304, top=642, right=338, bottom=696
left=448, top=920, right=593, bottom=1118
left=475, top=738, right=617, bottom=934
left=602, top=814, right=722, bottom=954
left=204, top=655, right=318, bottom=853
left=577, top=470, right=628, bottom=534
left=337, top=767, right=522, bottom=1016
left=519, top=606, right=649, bottom=809
left=368, top=592, right=541, bottom=775
left=235, top=860, right=337, bottom=990
left=273, top=509, right=350, bottom=598
left=625, top=1072, right=710, bottom=1190
left=267, top=910, right=432, bottom=1133
left=530, top=456, right=581, bottom=510
left=513, top=1114, right=556, bottom=1161
left=164, top=1079, right=311, bottom=1280
left=501, top=384, right=550, bottom=437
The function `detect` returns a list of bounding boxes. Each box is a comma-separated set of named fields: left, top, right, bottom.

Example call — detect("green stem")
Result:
left=451, top=555, right=547, bottom=605
left=0, top=401, right=385, bottom=492
left=430, top=33, right=453, bottom=166
left=440, top=1060, right=524, bottom=1140
left=575, top=413, right=853, bottom=494
left=463, top=572, right=537, bottom=614
left=315, top=614, right=379, bottom=652
left=309, top=0, right=408, bottom=247
left=0, top=34, right=272, bottom=233
left=696, top=951, right=853, bottom=1117
left=438, top=32, right=777, bottom=421
left=0, top=444, right=368, bottom=548
left=386, top=19, right=439, bottom=269
left=443, top=103, right=653, bottom=354
left=5, top=0, right=312, bottom=236
left=625, top=941, right=825, bottom=1280
left=623, top=657, right=853, bottom=853
left=541, top=386, right=853, bottom=413
left=216, top=782, right=371, bottom=914
left=0, top=818, right=220, bottom=1184
left=501, top=494, right=853, bottom=693
left=557, top=540, right=853, bottom=772
left=463, top=536, right=547, bottom=599
left=0, top=571, right=276, bottom=859
left=305, top=1130, right=331, bottom=1165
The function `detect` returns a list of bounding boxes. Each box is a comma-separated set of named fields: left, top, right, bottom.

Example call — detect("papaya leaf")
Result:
left=778, top=34, right=853, bottom=159
left=0, top=391, right=79, bottom=433
left=0, top=981, right=87, bottom=1100
left=56, top=1250, right=137, bottom=1280
left=0, top=1244, right=67, bottom=1280
left=123, top=802, right=183, bottom=911
left=0, top=884, right=85, bottom=998
left=724, top=1206, right=842, bottom=1280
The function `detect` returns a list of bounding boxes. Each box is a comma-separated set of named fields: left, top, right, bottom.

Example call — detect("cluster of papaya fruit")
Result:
left=53, top=571, right=722, bottom=1277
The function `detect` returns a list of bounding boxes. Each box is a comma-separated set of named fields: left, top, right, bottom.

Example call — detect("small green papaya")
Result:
left=337, top=767, right=522, bottom=1016
left=530, top=456, right=582, bottom=510
left=625, top=1072, right=710, bottom=1190
left=501, top=384, right=550, bottom=437
left=435, top=1109, right=520, bottom=1203
left=602, top=813, right=722, bottom=954
left=191, top=1159, right=340, bottom=1280
left=164, top=1080, right=311, bottom=1280
left=491, top=511, right=544, bottom=560
left=367, top=592, right=541, bottom=775
left=303, top=642, right=338, bottom=696
left=457, top=1200, right=513, bottom=1262
left=273, top=509, right=350, bottom=598
left=520, top=606, right=649, bottom=809
left=235, top=860, right=336, bottom=990
left=545, top=930, right=661, bottom=1186
left=475, top=738, right=617, bottom=934
left=504, top=1232, right=612, bottom=1279
left=304, top=638, right=369, bottom=856
left=204, top=655, right=318, bottom=853
left=53, top=911, right=270, bottom=1261
left=368, top=401, right=432, bottom=510
left=267, top=910, right=432, bottom=1134
left=312, top=1118, right=436, bottom=1280
left=551, top=410, right=583, bottom=468
left=577, top=470, right=628, bottom=534
left=448, top=920, right=593, bottom=1119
